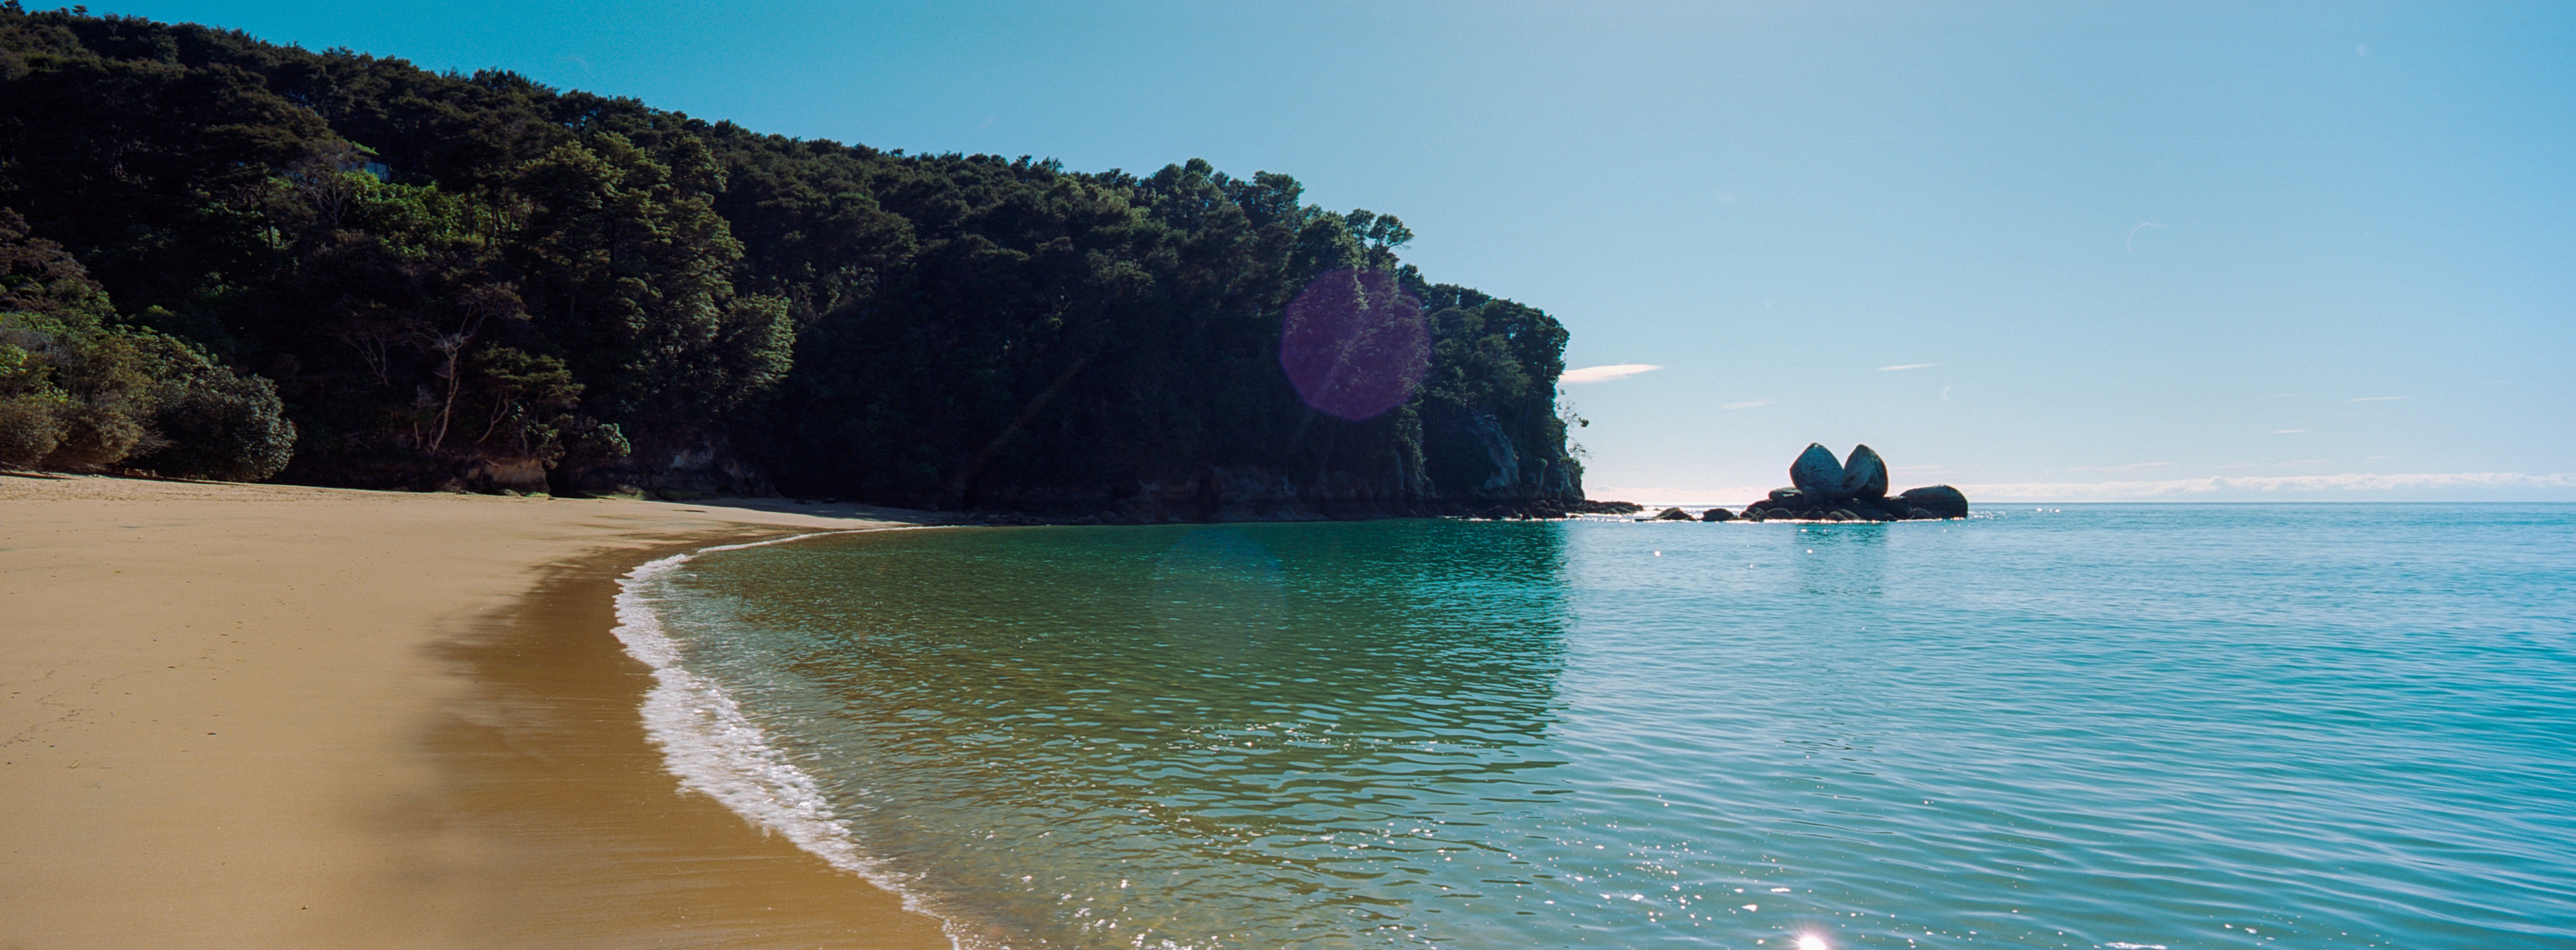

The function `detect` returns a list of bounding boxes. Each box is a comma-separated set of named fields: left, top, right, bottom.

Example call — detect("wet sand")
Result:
left=0, top=475, right=955, bottom=949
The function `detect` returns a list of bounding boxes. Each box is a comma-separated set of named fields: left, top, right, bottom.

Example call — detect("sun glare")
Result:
left=1796, top=934, right=1829, bottom=950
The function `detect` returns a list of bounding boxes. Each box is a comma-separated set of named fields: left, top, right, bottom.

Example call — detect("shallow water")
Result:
left=634, top=506, right=2576, bottom=949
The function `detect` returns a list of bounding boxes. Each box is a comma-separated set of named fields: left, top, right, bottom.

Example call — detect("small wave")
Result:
left=2104, top=943, right=2168, bottom=949
left=614, top=534, right=969, bottom=950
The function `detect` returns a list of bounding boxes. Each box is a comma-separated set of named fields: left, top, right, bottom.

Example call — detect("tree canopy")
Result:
left=0, top=5, right=1582, bottom=515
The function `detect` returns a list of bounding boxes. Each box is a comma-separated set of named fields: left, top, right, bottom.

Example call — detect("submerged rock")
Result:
left=1842, top=444, right=1889, bottom=499
left=1789, top=443, right=1848, bottom=497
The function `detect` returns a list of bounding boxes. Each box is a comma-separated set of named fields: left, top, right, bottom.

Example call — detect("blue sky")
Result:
left=99, top=0, right=2576, bottom=501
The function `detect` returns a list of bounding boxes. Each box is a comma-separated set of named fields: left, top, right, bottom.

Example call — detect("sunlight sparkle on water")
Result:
left=1797, top=934, right=1829, bottom=950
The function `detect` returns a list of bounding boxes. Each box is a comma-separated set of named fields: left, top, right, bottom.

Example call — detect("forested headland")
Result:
left=0, top=5, right=1587, bottom=519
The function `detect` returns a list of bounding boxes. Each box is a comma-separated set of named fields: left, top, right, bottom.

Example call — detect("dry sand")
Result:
left=0, top=474, right=956, bottom=949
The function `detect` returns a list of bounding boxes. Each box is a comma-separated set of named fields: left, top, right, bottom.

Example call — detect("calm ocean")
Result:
left=617, top=506, right=2576, bottom=950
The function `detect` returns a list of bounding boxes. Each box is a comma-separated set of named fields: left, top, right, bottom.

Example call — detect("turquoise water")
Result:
left=631, top=506, right=2576, bottom=949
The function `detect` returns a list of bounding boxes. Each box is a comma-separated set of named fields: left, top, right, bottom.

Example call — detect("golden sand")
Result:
left=0, top=475, right=953, bottom=949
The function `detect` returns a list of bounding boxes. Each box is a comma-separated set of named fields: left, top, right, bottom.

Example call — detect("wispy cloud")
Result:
left=2220, top=458, right=2331, bottom=469
left=1963, top=471, right=2576, bottom=501
left=1878, top=362, right=1937, bottom=372
left=2067, top=462, right=2173, bottom=472
left=2272, top=429, right=2307, bottom=434
left=2348, top=396, right=2411, bottom=402
left=1720, top=398, right=1775, bottom=410
left=1561, top=364, right=1661, bottom=384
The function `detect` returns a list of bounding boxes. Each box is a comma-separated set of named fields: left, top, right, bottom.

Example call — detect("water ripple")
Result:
left=645, top=506, right=2576, bottom=949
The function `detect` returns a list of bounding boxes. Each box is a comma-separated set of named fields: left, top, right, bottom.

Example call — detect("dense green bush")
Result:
left=0, top=388, right=65, bottom=464
left=130, top=344, right=296, bottom=480
left=0, top=209, right=294, bottom=477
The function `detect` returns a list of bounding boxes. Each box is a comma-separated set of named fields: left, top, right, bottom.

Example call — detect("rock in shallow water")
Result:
left=1896, top=484, right=1968, bottom=519
left=1842, top=444, right=1889, bottom=499
left=1736, top=445, right=1970, bottom=520
left=1790, top=443, right=1848, bottom=497
left=1702, top=507, right=1736, bottom=522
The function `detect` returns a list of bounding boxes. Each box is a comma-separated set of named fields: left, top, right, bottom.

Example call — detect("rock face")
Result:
left=1701, top=507, right=1736, bottom=522
left=1789, top=443, right=1848, bottom=497
left=560, top=434, right=773, bottom=498
left=1842, top=444, right=1888, bottom=499
left=1648, top=506, right=1695, bottom=521
left=1733, top=444, right=1968, bottom=521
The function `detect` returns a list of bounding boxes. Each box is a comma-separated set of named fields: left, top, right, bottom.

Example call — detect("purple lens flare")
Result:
left=1277, top=269, right=1429, bottom=422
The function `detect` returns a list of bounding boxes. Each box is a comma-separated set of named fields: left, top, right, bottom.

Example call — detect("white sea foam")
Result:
left=613, top=533, right=970, bottom=950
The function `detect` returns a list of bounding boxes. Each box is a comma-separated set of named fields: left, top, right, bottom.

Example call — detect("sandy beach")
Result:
left=0, top=475, right=954, bottom=950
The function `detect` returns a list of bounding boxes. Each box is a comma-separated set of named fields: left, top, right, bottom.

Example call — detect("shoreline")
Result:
left=0, top=475, right=953, bottom=949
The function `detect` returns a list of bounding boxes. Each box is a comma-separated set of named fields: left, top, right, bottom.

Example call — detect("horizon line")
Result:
left=1587, top=471, right=2576, bottom=505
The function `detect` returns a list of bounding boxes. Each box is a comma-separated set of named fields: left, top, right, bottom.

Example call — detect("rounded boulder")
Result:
left=1842, top=444, right=1889, bottom=499
left=1789, top=443, right=1849, bottom=497
left=1895, top=484, right=1969, bottom=519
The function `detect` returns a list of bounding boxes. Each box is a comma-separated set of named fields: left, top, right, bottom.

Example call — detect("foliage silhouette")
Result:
left=0, top=7, right=1582, bottom=512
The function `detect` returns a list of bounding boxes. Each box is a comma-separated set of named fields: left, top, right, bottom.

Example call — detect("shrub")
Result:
left=129, top=344, right=296, bottom=481
left=0, top=392, right=63, bottom=465
left=2, top=209, right=297, bottom=478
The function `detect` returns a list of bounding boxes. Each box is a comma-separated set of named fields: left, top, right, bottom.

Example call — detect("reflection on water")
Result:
left=654, top=508, right=2576, bottom=950
left=1151, top=529, right=1286, bottom=666
left=1786, top=523, right=1887, bottom=597
left=658, top=520, right=1574, bottom=948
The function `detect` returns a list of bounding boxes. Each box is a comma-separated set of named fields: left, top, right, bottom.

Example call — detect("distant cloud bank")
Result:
left=1591, top=471, right=2576, bottom=507
left=1561, top=364, right=1661, bottom=384
left=1586, top=485, right=1775, bottom=506
left=1963, top=471, right=2576, bottom=501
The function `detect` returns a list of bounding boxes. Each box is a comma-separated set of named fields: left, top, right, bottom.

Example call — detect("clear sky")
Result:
left=96, top=0, right=2576, bottom=501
